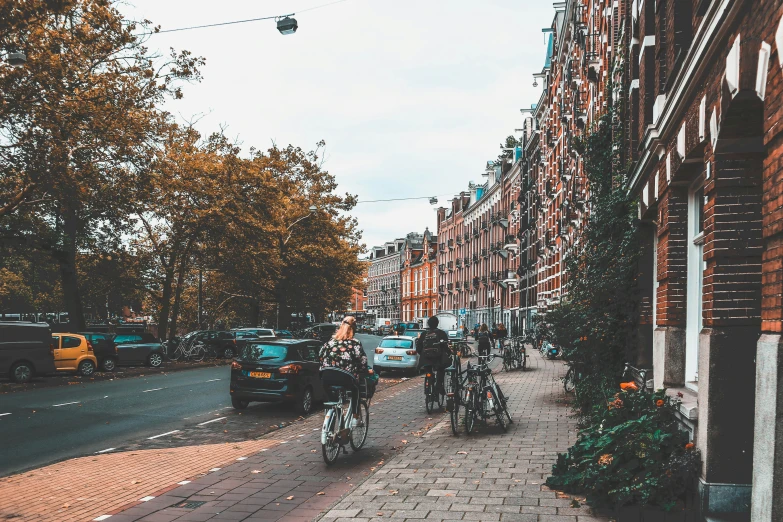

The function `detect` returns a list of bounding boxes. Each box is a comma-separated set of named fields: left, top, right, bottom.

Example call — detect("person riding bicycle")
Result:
left=416, top=316, right=450, bottom=394
left=476, top=323, right=494, bottom=357
left=319, top=315, right=371, bottom=424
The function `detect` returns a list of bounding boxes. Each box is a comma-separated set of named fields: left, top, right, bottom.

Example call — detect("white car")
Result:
left=447, top=330, right=463, bottom=341
left=373, top=336, right=419, bottom=375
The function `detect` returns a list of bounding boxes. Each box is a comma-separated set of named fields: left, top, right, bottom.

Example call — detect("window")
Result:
left=114, top=335, right=142, bottom=345
left=52, top=335, right=60, bottom=347
left=62, top=336, right=82, bottom=348
left=685, top=183, right=705, bottom=389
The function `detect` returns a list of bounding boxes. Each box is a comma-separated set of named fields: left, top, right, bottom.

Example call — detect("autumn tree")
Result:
left=0, top=0, right=202, bottom=329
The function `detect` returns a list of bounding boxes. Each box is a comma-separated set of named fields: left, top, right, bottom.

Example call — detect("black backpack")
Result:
left=477, top=331, right=491, bottom=348
left=421, top=330, right=444, bottom=360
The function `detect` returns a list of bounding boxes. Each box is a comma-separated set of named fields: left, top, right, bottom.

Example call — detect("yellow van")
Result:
left=51, top=334, right=98, bottom=376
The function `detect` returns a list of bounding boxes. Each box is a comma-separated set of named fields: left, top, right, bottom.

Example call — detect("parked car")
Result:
left=229, top=339, right=325, bottom=414
left=274, top=330, right=294, bottom=339
left=1, top=321, right=57, bottom=383
left=187, top=330, right=239, bottom=358
left=447, top=330, right=464, bottom=341
left=401, top=328, right=425, bottom=340
left=79, top=332, right=119, bottom=371
left=231, top=328, right=276, bottom=340
left=373, top=336, right=419, bottom=376
left=299, top=323, right=338, bottom=343
left=375, top=324, right=394, bottom=336
left=112, top=333, right=165, bottom=367
left=51, top=333, right=98, bottom=376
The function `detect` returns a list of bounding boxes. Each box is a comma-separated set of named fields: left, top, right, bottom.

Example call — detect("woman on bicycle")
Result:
left=319, top=316, right=370, bottom=423
left=476, top=323, right=493, bottom=357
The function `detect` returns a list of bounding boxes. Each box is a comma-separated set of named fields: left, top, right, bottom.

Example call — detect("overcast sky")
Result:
left=120, top=0, right=553, bottom=251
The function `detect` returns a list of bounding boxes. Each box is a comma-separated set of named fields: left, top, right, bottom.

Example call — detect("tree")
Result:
left=0, top=0, right=202, bottom=330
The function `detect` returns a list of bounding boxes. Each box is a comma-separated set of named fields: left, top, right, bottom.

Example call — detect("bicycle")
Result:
left=563, top=362, right=584, bottom=394
left=423, top=365, right=445, bottom=414
left=463, top=354, right=512, bottom=434
left=445, top=345, right=467, bottom=436
left=320, top=372, right=370, bottom=466
left=450, top=340, right=472, bottom=358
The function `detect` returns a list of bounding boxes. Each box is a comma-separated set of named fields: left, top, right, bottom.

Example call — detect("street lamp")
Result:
left=277, top=16, right=298, bottom=35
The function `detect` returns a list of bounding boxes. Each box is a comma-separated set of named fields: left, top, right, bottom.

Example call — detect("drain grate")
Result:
left=175, top=500, right=207, bottom=509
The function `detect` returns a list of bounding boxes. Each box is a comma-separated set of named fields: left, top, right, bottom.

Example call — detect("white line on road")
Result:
left=52, top=401, right=80, bottom=407
left=205, top=378, right=221, bottom=382
left=147, top=430, right=180, bottom=440
left=142, top=388, right=164, bottom=393
left=96, top=448, right=116, bottom=454
left=93, top=516, right=112, bottom=521
left=177, top=480, right=191, bottom=485
left=197, top=417, right=226, bottom=426
left=139, top=496, right=155, bottom=502
left=0, top=413, right=11, bottom=417
left=236, top=456, right=247, bottom=460
left=209, top=467, right=221, bottom=472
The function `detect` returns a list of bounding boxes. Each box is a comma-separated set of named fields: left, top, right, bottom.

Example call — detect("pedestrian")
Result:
left=462, top=324, right=469, bottom=340
left=476, top=323, right=493, bottom=357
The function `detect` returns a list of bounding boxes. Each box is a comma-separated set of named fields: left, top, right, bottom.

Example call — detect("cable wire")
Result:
left=356, top=194, right=454, bottom=205
left=146, top=0, right=351, bottom=35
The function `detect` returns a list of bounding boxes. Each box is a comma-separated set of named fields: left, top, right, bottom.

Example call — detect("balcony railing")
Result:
left=447, top=261, right=454, bottom=272
left=455, top=259, right=462, bottom=268
left=480, top=276, right=488, bottom=286
left=438, top=285, right=446, bottom=294
left=447, top=283, right=453, bottom=292
left=481, top=248, right=489, bottom=258
left=481, top=220, right=488, bottom=231
left=439, top=242, right=446, bottom=251
left=464, top=256, right=471, bottom=266
left=463, top=232, right=471, bottom=242
left=439, top=264, right=446, bottom=274
left=447, top=239, right=454, bottom=249
left=472, top=277, right=480, bottom=288
left=473, top=228, right=479, bottom=237
left=456, top=236, right=463, bottom=246
left=497, top=210, right=509, bottom=228
left=473, top=253, right=480, bottom=263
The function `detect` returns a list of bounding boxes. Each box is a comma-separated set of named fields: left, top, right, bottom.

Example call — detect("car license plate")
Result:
left=249, top=371, right=271, bottom=378
left=387, top=356, right=403, bottom=361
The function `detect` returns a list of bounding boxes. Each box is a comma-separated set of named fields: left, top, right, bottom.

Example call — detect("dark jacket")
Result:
left=416, top=328, right=450, bottom=365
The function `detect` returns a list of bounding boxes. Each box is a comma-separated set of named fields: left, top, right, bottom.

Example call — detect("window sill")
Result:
left=666, top=386, right=698, bottom=421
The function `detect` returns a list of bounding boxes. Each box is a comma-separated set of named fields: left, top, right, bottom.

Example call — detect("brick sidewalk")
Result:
left=318, top=351, right=611, bottom=522
left=0, top=375, right=426, bottom=522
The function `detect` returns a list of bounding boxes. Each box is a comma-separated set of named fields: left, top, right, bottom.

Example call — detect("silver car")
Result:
left=373, top=336, right=419, bottom=375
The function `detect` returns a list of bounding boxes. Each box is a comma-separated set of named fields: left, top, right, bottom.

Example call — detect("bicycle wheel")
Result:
left=350, top=401, right=369, bottom=451
left=495, top=383, right=513, bottom=424
left=425, top=373, right=435, bottom=414
left=464, top=387, right=477, bottom=435
left=495, top=402, right=509, bottom=432
left=321, top=409, right=340, bottom=465
left=564, top=368, right=576, bottom=393
left=169, top=345, right=183, bottom=361
left=192, top=345, right=206, bottom=362
left=449, top=392, right=461, bottom=436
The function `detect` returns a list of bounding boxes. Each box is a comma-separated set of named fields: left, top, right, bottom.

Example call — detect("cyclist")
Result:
left=319, top=315, right=371, bottom=425
left=416, top=316, right=450, bottom=395
left=476, top=323, right=493, bottom=357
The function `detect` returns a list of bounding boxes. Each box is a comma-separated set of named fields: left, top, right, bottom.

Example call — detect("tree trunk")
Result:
left=168, top=248, right=191, bottom=339
left=157, top=264, right=175, bottom=341
left=57, top=210, right=86, bottom=332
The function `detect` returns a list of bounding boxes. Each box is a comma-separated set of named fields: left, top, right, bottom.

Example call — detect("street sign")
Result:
left=459, top=308, right=466, bottom=315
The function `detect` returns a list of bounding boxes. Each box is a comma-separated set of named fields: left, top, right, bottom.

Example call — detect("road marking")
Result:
left=139, top=496, right=155, bottom=502
left=142, top=388, right=164, bottom=393
left=93, top=516, right=112, bottom=521
left=197, top=417, right=226, bottom=426
left=236, top=456, right=247, bottom=460
left=96, top=448, right=116, bottom=454
left=177, top=480, right=191, bottom=485
left=52, top=401, right=80, bottom=407
left=205, top=378, right=221, bottom=382
left=147, top=430, right=180, bottom=440
left=209, top=467, right=221, bottom=472
left=0, top=413, right=11, bottom=417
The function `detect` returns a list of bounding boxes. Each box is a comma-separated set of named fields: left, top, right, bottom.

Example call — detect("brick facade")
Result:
left=400, top=230, right=438, bottom=322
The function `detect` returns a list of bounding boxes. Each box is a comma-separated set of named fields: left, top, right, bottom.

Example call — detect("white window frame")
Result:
left=685, top=180, right=705, bottom=390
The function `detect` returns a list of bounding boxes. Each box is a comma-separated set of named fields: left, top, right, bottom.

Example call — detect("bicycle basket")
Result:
left=360, top=376, right=377, bottom=399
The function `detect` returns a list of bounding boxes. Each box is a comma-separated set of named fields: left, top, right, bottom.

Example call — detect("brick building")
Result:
left=366, top=239, right=405, bottom=322
left=622, top=0, right=783, bottom=519
left=400, top=229, right=438, bottom=323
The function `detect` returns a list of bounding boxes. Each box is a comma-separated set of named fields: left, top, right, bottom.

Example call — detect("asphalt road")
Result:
left=0, top=334, right=386, bottom=478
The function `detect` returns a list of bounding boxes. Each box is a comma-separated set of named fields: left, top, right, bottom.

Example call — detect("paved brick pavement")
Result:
left=318, top=350, right=611, bottom=522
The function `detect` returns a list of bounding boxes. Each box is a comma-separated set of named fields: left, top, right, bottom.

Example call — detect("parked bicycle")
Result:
left=320, top=369, right=371, bottom=465
left=501, top=336, right=528, bottom=371
left=463, top=354, right=512, bottom=434
left=563, top=361, right=584, bottom=394
left=445, top=344, right=468, bottom=435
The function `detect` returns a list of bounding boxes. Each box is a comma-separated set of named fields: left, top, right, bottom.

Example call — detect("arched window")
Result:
left=424, top=268, right=429, bottom=292
left=432, top=299, right=437, bottom=314
left=423, top=301, right=429, bottom=318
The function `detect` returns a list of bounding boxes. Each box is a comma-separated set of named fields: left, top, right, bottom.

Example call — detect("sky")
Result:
left=119, top=0, right=553, bottom=251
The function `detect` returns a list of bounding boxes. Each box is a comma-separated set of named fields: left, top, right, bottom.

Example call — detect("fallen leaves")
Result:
left=251, top=470, right=262, bottom=474
left=401, top=440, right=408, bottom=444
left=286, top=496, right=294, bottom=500
left=389, top=490, right=398, bottom=495
left=316, top=492, right=325, bottom=496
left=457, top=451, right=467, bottom=455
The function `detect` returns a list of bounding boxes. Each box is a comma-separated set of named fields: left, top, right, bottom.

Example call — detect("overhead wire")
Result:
left=145, top=0, right=352, bottom=35
left=355, top=194, right=455, bottom=205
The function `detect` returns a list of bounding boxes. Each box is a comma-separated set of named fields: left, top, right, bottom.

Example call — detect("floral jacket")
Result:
left=319, top=338, right=369, bottom=378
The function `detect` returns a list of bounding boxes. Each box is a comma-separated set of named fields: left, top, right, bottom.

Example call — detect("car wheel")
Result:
left=297, top=386, right=314, bottom=415
left=78, top=360, right=95, bottom=376
left=10, top=361, right=34, bottom=383
left=147, top=353, right=163, bottom=368
left=222, top=347, right=235, bottom=359
left=102, top=357, right=117, bottom=372
left=231, top=397, right=249, bottom=410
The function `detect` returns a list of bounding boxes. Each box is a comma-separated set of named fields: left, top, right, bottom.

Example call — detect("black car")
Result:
left=191, top=330, right=240, bottom=358
left=299, top=323, right=338, bottom=343
left=112, top=333, right=165, bottom=367
left=1, top=322, right=56, bottom=383
left=79, top=332, right=118, bottom=371
left=230, top=339, right=325, bottom=414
